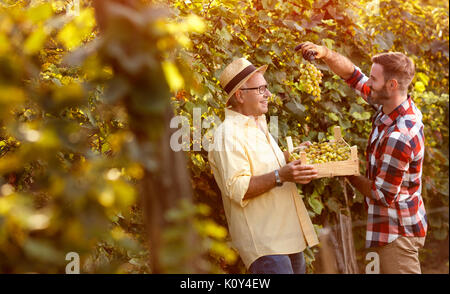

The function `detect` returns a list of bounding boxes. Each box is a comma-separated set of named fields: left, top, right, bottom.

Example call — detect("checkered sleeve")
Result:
left=344, top=66, right=379, bottom=108
left=370, top=131, right=413, bottom=207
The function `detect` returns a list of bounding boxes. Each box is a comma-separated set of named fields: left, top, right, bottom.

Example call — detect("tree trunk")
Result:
left=140, top=106, right=198, bottom=273
left=92, top=0, right=201, bottom=273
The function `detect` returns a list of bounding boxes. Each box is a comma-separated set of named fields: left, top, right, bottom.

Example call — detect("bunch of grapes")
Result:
left=298, top=62, right=323, bottom=100
left=290, top=141, right=351, bottom=164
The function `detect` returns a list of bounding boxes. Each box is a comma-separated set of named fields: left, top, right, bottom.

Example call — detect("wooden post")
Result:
left=333, top=126, right=342, bottom=141
left=286, top=136, right=294, bottom=154
left=318, top=227, right=338, bottom=274
left=350, top=146, right=359, bottom=175
left=350, top=146, right=357, bottom=160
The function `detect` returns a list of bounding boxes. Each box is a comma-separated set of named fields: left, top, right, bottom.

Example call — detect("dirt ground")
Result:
left=421, top=236, right=449, bottom=274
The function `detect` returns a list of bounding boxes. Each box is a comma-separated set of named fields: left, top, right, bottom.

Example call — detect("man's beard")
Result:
left=368, top=83, right=390, bottom=105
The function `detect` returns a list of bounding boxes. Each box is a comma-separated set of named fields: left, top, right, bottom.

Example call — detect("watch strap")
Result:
left=274, top=169, right=283, bottom=186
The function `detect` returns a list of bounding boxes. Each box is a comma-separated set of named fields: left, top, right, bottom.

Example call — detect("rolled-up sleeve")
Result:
left=209, top=134, right=251, bottom=208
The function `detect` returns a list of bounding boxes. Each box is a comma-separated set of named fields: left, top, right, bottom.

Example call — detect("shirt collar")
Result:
left=375, top=95, right=412, bottom=127
left=225, top=108, right=267, bottom=130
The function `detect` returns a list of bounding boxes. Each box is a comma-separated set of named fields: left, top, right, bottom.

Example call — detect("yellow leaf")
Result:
left=0, top=154, right=20, bottom=174
left=26, top=3, right=53, bottom=23
left=0, top=33, right=11, bottom=54
left=416, top=72, right=430, bottom=86
left=74, top=8, right=96, bottom=29
left=414, top=81, right=426, bottom=93
left=185, top=14, right=206, bottom=33
left=175, top=34, right=192, bottom=48
left=24, top=26, right=47, bottom=54
left=204, top=221, right=227, bottom=239
left=99, top=189, right=115, bottom=207
left=112, top=181, right=136, bottom=208
left=0, top=194, right=14, bottom=214
left=126, top=163, right=144, bottom=180
left=162, top=61, right=184, bottom=92
left=111, top=227, right=126, bottom=240
left=0, top=86, right=26, bottom=104
left=53, top=83, right=84, bottom=102
left=57, top=8, right=96, bottom=50
left=57, top=22, right=80, bottom=50
left=37, top=128, right=60, bottom=149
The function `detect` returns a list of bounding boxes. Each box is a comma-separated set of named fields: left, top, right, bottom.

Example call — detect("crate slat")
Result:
left=286, top=127, right=359, bottom=179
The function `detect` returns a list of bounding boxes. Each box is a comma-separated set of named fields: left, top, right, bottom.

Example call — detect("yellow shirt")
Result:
left=208, top=108, right=319, bottom=269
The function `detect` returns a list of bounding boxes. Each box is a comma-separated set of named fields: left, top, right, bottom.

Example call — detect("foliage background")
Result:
left=0, top=0, right=448, bottom=273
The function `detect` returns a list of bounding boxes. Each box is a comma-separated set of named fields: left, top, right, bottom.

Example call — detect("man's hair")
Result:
left=371, top=52, right=415, bottom=92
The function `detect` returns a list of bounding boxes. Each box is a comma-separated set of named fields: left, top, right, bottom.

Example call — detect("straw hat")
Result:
left=219, top=58, right=268, bottom=104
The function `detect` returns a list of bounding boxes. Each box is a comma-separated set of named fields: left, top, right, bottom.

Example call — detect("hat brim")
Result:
left=225, top=64, right=268, bottom=104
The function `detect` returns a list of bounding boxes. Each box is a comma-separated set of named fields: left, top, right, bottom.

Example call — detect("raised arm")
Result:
left=295, top=42, right=375, bottom=107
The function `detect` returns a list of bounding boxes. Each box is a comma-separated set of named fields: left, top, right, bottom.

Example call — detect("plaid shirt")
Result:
left=345, top=66, right=428, bottom=248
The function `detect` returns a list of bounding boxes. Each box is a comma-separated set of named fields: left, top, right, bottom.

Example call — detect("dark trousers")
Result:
left=248, top=252, right=306, bottom=274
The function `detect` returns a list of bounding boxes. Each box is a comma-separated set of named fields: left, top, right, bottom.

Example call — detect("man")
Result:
left=208, top=58, right=319, bottom=274
left=296, top=42, right=427, bottom=274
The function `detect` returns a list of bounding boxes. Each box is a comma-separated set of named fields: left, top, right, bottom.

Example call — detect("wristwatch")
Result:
left=274, top=169, right=283, bottom=187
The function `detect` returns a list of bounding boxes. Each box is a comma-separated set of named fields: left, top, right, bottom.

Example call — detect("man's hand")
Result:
left=295, top=42, right=329, bottom=61
left=279, top=159, right=318, bottom=185
left=295, top=41, right=355, bottom=80
left=299, top=141, right=312, bottom=148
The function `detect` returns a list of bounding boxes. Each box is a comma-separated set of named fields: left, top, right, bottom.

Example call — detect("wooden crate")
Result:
left=286, top=126, right=359, bottom=179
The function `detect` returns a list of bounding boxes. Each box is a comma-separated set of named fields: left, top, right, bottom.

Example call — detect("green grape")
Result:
left=298, top=61, right=323, bottom=100
left=291, top=140, right=351, bottom=164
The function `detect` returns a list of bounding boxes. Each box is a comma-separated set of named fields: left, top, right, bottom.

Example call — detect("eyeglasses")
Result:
left=240, top=85, right=269, bottom=95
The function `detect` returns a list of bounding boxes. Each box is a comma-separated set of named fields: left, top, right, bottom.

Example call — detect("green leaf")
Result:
left=350, top=103, right=370, bottom=120
left=255, top=52, right=272, bottom=65
left=285, top=100, right=306, bottom=118
left=219, top=26, right=232, bottom=43
left=308, top=191, right=324, bottom=215
left=328, top=112, right=339, bottom=121
left=322, top=38, right=334, bottom=50
left=356, top=96, right=367, bottom=105
left=351, top=112, right=362, bottom=120
left=326, top=197, right=341, bottom=214
left=24, top=239, right=65, bottom=265
left=282, top=20, right=304, bottom=32
left=361, top=112, right=371, bottom=120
